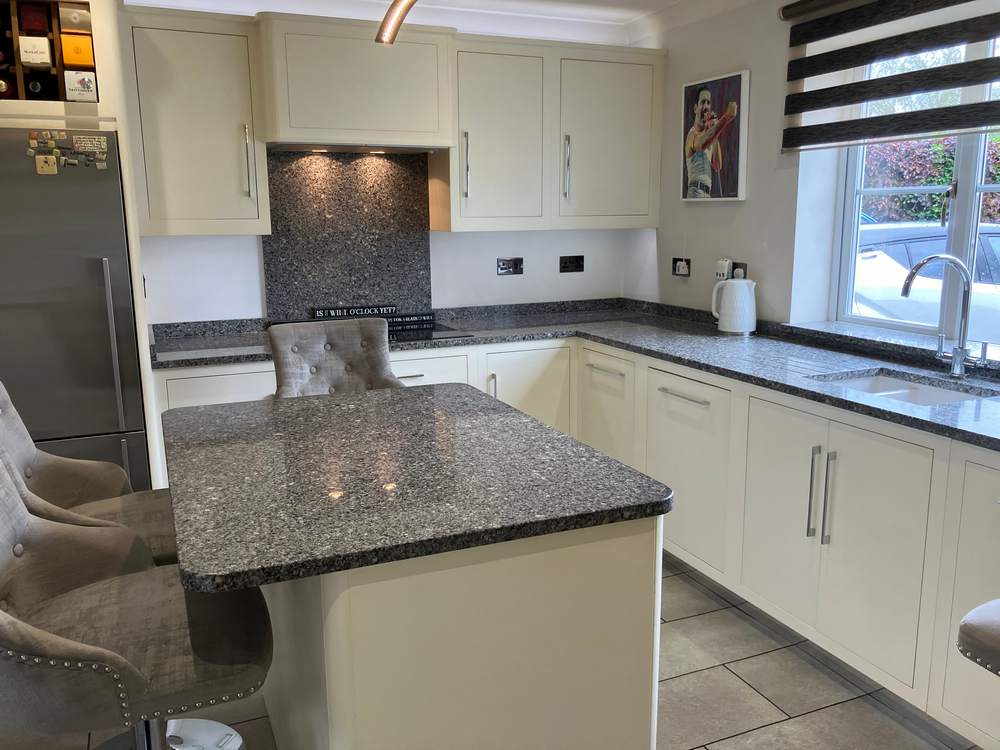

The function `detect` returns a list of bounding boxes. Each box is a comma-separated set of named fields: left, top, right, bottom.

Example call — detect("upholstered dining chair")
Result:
left=0, top=380, right=177, bottom=564
left=0, top=456, right=273, bottom=749
left=268, top=317, right=405, bottom=398
left=958, top=599, right=1000, bottom=676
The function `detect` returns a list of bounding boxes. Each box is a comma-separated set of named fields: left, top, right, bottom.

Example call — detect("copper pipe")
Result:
left=375, top=0, right=418, bottom=44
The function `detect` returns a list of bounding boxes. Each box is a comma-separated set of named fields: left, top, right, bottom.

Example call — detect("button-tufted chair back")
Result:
left=0, top=379, right=39, bottom=486
left=268, top=318, right=405, bottom=399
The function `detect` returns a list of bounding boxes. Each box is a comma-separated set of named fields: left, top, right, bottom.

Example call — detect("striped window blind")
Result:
left=781, top=0, right=1000, bottom=151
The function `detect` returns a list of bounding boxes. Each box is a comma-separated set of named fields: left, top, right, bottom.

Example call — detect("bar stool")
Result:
left=0, top=379, right=177, bottom=564
left=958, top=599, right=1000, bottom=676
left=0, top=456, right=272, bottom=749
left=268, top=317, right=404, bottom=398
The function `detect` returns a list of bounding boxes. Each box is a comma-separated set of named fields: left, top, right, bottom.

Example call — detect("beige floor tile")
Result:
left=661, top=574, right=730, bottom=622
left=660, top=608, right=800, bottom=680
left=706, top=696, right=944, bottom=750
left=657, top=666, right=786, bottom=750
left=727, top=645, right=863, bottom=716
left=663, top=551, right=694, bottom=577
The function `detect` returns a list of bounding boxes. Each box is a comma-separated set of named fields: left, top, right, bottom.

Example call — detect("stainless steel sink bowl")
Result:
left=808, top=368, right=1000, bottom=407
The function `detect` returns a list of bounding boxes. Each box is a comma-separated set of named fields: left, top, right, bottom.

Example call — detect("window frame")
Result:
left=834, top=40, right=996, bottom=341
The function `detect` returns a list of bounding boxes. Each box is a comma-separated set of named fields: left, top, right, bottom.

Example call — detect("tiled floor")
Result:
left=7, top=553, right=980, bottom=750
left=657, top=552, right=979, bottom=750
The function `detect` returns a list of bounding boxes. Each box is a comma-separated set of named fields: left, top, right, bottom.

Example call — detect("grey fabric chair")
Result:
left=0, top=380, right=177, bottom=564
left=269, top=318, right=405, bottom=398
left=0, top=456, right=272, bottom=746
left=958, top=599, right=1000, bottom=676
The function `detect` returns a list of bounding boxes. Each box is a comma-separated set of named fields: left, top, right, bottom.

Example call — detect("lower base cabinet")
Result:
left=484, top=346, right=571, bottom=433
left=940, top=460, right=1000, bottom=741
left=646, top=367, right=730, bottom=572
left=743, top=398, right=934, bottom=686
left=577, top=348, right=636, bottom=466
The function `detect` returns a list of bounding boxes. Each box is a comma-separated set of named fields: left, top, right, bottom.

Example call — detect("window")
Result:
left=838, top=39, right=1000, bottom=345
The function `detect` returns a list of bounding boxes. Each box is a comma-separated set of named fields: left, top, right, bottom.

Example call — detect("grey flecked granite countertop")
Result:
left=161, top=383, right=673, bottom=593
left=153, top=312, right=1000, bottom=452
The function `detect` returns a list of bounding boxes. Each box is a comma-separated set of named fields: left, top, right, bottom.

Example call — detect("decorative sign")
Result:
left=312, top=305, right=398, bottom=319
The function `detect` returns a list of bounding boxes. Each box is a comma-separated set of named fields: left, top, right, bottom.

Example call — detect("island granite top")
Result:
left=161, top=383, right=673, bottom=593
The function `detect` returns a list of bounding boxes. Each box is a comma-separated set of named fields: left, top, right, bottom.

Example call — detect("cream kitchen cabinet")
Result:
left=577, top=347, right=636, bottom=467
left=259, top=15, right=452, bottom=147
left=558, top=58, right=658, bottom=228
left=931, top=453, right=1000, bottom=748
left=431, top=48, right=546, bottom=231
left=127, top=14, right=270, bottom=235
left=646, top=368, right=731, bottom=573
left=484, top=345, right=571, bottom=433
left=743, top=397, right=935, bottom=688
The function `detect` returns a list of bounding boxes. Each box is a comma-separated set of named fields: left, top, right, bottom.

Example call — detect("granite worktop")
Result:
left=161, top=383, right=673, bottom=592
left=152, top=307, right=1000, bottom=452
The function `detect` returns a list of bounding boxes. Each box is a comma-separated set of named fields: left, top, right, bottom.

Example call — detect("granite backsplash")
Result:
left=262, top=151, right=432, bottom=322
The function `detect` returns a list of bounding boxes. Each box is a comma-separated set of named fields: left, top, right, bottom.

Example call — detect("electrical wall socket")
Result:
left=559, top=255, right=584, bottom=273
left=732, top=262, right=749, bottom=279
left=497, top=257, right=524, bottom=276
left=672, top=258, right=691, bottom=277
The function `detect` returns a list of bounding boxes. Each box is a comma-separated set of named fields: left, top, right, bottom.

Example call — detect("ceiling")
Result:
left=123, top=0, right=694, bottom=44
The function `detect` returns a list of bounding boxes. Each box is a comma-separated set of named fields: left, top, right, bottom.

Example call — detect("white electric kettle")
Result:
left=711, top=278, right=757, bottom=335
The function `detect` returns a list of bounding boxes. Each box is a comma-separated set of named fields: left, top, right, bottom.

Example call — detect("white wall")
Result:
left=625, top=0, right=803, bottom=322
left=142, top=235, right=267, bottom=323
left=431, top=230, right=642, bottom=308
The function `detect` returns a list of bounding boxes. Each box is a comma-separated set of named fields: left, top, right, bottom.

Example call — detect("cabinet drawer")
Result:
left=166, top=370, right=276, bottom=409
left=647, top=368, right=730, bottom=572
left=578, top=347, right=636, bottom=466
left=391, top=355, right=469, bottom=386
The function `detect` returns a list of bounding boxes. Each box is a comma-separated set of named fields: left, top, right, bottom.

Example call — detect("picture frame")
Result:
left=681, top=70, right=750, bottom=201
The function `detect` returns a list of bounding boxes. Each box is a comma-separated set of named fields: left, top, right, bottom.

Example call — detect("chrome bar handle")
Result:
left=587, top=362, right=626, bottom=377
left=806, top=445, right=821, bottom=538
left=936, top=333, right=947, bottom=357
left=398, top=373, right=425, bottom=380
left=119, top=438, right=133, bottom=485
left=243, top=123, right=252, bottom=197
left=563, top=134, right=571, bottom=199
left=488, top=372, right=498, bottom=398
left=820, top=450, right=837, bottom=545
left=657, top=386, right=710, bottom=407
left=101, top=258, right=126, bottom=432
left=462, top=130, right=470, bottom=199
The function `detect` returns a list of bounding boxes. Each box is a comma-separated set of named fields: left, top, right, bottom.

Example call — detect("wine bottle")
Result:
left=23, top=69, right=56, bottom=100
left=0, top=72, right=16, bottom=100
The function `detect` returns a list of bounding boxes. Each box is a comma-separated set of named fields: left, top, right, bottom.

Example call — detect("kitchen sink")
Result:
left=809, top=368, right=1000, bottom=406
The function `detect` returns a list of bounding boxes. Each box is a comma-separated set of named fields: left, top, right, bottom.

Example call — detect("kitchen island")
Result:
left=161, top=383, right=672, bottom=750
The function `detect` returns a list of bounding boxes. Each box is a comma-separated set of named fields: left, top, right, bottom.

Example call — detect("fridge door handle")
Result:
left=120, top=438, right=133, bottom=485
left=101, top=258, right=126, bottom=432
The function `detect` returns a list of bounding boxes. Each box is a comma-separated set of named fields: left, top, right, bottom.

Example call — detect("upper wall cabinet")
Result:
left=430, top=38, right=662, bottom=232
left=559, top=59, right=655, bottom=224
left=125, top=12, right=271, bottom=236
left=259, top=15, right=453, bottom=147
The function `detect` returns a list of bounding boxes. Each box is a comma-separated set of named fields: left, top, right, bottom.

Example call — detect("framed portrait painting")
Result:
left=681, top=70, right=749, bottom=201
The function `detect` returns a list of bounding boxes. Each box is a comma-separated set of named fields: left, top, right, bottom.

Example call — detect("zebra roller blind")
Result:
left=781, top=0, right=1000, bottom=151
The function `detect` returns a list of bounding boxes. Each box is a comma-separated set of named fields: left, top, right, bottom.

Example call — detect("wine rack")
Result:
left=0, top=1, right=97, bottom=102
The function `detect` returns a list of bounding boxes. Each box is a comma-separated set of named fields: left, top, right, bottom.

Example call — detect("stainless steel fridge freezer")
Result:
left=0, top=127, right=150, bottom=490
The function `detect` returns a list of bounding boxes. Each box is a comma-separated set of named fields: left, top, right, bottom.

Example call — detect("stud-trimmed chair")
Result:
left=0, top=380, right=177, bottom=564
left=958, top=599, right=1000, bottom=677
left=268, top=317, right=404, bottom=398
left=0, top=452, right=272, bottom=748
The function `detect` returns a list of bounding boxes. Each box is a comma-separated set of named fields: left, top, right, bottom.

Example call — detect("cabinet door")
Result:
left=577, top=348, right=635, bottom=466
left=133, top=28, right=260, bottom=227
left=457, top=52, right=544, bottom=219
left=646, top=369, right=731, bottom=572
left=559, top=59, right=653, bottom=217
left=485, top=347, right=570, bottom=433
left=941, top=462, right=1000, bottom=738
left=818, top=422, right=933, bottom=686
left=742, top=398, right=827, bottom=626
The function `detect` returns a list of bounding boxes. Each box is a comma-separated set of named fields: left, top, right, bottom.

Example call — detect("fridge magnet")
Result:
left=681, top=70, right=749, bottom=201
